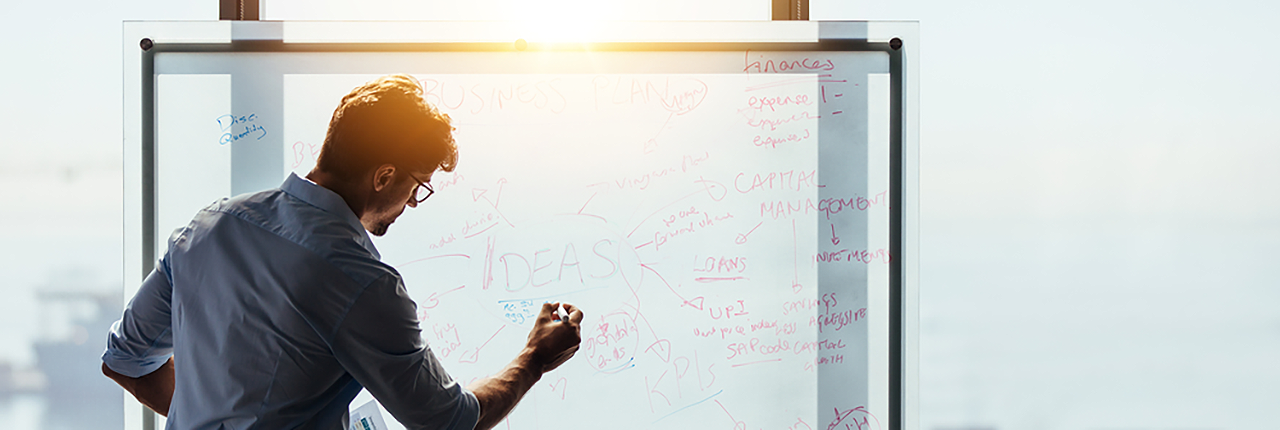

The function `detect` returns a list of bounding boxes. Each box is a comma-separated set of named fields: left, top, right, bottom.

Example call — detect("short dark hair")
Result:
left=315, top=74, right=457, bottom=181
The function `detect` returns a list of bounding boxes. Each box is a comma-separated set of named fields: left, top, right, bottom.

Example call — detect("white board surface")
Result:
left=152, top=48, right=891, bottom=430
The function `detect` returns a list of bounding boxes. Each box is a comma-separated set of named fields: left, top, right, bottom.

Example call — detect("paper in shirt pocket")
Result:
left=349, top=399, right=389, bottom=430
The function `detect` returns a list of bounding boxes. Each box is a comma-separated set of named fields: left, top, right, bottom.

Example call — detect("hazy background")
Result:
left=1, top=0, right=1277, bottom=429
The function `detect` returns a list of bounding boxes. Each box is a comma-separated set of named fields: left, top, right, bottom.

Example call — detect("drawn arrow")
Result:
left=421, top=284, right=466, bottom=309
left=735, top=221, right=764, bottom=245
left=830, top=224, right=840, bottom=246
left=458, top=325, right=506, bottom=364
left=548, top=377, right=568, bottom=400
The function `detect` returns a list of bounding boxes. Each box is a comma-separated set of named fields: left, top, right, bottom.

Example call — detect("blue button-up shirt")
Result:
left=103, top=173, right=479, bottom=430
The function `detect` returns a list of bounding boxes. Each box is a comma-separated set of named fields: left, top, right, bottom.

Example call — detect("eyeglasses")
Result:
left=408, top=172, right=434, bottom=204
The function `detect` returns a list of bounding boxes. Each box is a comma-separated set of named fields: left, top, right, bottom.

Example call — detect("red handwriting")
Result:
left=813, top=308, right=867, bottom=333
left=754, top=129, right=812, bottom=148
left=548, top=377, right=568, bottom=400
left=746, top=93, right=815, bottom=112
left=692, top=255, right=747, bottom=274
left=615, top=166, right=677, bottom=191
left=707, top=300, right=749, bottom=320
left=818, top=192, right=889, bottom=218
left=428, top=323, right=462, bottom=358
left=290, top=140, right=320, bottom=169
left=490, top=239, right=622, bottom=292
left=681, top=152, right=710, bottom=171
left=794, top=338, right=846, bottom=355
left=760, top=192, right=889, bottom=220
left=644, top=350, right=717, bottom=410
left=803, top=353, right=847, bottom=371
left=743, top=51, right=836, bottom=73
left=742, top=110, right=820, bottom=131
left=462, top=212, right=498, bottom=237
left=583, top=310, right=640, bottom=370
left=431, top=172, right=465, bottom=192
left=692, top=319, right=794, bottom=339
left=827, top=406, right=880, bottom=430
left=821, top=293, right=839, bottom=314
left=663, top=206, right=702, bottom=227
left=734, top=170, right=818, bottom=194
left=781, top=298, right=819, bottom=316
left=693, top=325, right=744, bottom=339
left=652, top=211, right=733, bottom=251
left=419, top=77, right=567, bottom=114
left=592, top=76, right=708, bottom=115
left=815, top=248, right=891, bottom=264
left=588, top=152, right=711, bottom=193
left=761, top=199, right=818, bottom=219
left=427, top=233, right=456, bottom=250
left=421, top=284, right=466, bottom=309
left=725, top=337, right=792, bottom=360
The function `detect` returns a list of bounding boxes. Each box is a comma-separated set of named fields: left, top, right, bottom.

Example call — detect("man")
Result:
left=101, top=74, right=583, bottom=429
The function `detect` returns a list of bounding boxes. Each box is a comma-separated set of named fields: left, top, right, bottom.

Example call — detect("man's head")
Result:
left=312, top=74, right=457, bottom=236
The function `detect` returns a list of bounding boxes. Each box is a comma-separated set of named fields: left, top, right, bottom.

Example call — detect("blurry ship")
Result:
left=31, top=287, right=122, bottom=399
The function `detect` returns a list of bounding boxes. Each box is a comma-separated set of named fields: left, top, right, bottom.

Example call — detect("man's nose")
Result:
left=406, top=198, right=418, bottom=209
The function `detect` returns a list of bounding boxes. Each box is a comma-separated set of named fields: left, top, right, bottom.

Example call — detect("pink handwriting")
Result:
left=812, top=308, right=867, bottom=333
left=827, top=406, right=880, bottom=430
left=583, top=310, right=640, bottom=370
left=746, top=93, right=815, bottom=111
left=490, top=239, right=621, bottom=292
left=419, top=77, right=567, bottom=114
left=803, top=353, right=847, bottom=371
left=743, top=110, right=820, bottom=131
left=734, top=170, right=818, bottom=194
left=815, top=248, right=891, bottom=265
left=592, top=76, right=708, bottom=115
left=754, top=129, right=812, bottom=148
left=652, top=211, right=733, bottom=251
left=644, top=350, right=717, bottom=410
left=428, top=323, right=462, bottom=358
left=743, top=51, right=836, bottom=73
left=692, top=255, right=747, bottom=274
left=794, top=338, right=846, bottom=356
left=725, top=337, right=792, bottom=360
left=663, top=206, right=702, bottom=227
left=707, top=299, right=749, bottom=320
left=760, top=192, right=890, bottom=220
left=781, top=298, right=819, bottom=316
left=588, top=152, right=710, bottom=193
left=290, top=140, right=321, bottom=169
left=427, top=233, right=456, bottom=250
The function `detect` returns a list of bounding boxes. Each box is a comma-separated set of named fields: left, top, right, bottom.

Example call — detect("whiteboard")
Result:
left=125, top=21, right=916, bottom=430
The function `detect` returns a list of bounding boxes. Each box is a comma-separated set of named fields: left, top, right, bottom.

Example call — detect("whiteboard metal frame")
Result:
left=122, top=20, right=919, bottom=430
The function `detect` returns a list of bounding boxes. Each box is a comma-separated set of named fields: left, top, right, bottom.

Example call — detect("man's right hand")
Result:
left=102, top=357, right=175, bottom=417
left=525, top=302, right=583, bottom=373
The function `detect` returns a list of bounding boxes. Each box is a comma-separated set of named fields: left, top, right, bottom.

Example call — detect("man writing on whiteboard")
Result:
left=100, top=74, right=584, bottom=429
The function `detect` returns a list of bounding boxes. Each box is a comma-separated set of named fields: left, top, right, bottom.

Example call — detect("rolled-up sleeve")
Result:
left=102, top=264, right=175, bottom=378
left=330, top=274, right=479, bottom=430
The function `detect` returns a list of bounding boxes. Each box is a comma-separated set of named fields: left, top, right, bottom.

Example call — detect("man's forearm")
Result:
left=102, top=357, right=175, bottom=417
left=466, top=348, right=542, bottom=430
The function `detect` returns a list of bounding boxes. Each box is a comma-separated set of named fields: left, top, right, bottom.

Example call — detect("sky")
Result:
left=1, top=0, right=1278, bottom=429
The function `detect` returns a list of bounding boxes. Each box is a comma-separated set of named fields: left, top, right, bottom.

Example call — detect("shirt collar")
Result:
left=280, top=172, right=381, bottom=260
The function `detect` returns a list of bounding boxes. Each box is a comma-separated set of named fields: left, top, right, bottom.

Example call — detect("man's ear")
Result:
left=371, top=164, right=397, bottom=192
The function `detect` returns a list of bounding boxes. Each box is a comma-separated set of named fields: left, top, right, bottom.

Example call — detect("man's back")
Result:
left=104, top=174, right=478, bottom=430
